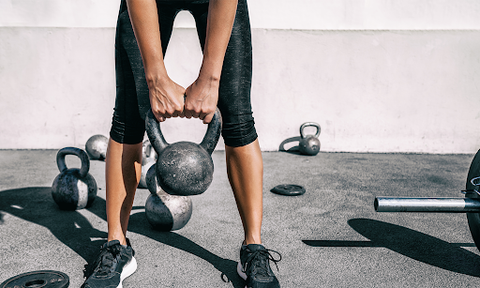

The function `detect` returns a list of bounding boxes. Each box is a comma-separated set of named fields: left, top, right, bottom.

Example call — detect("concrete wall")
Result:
left=1, top=0, right=480, bottom=153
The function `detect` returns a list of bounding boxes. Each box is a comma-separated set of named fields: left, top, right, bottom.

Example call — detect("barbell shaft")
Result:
left=374, top=197, right=480, bottom=213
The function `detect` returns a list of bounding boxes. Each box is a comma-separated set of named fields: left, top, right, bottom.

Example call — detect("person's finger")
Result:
left=202, top=112, right=215, bottom=124
left=184, top=110, right=193, bottom=119
left=177, top=109, right=185, bottom=118
left=184, top=104, right=200, bottom=119
left=154, top=113, right=165, bottom=122
left=173, top=94, right=186, bottom=117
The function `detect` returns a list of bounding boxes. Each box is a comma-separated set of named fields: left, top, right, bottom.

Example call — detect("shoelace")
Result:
left=83, top=244, right=122, bottom=278
left=244, top=248, right=282, bottom=277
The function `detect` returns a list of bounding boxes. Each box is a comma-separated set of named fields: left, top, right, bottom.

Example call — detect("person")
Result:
left=81, top=0, right=281, bottom=287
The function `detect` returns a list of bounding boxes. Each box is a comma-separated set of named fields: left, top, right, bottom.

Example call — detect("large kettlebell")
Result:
left=144, top=164, right=193, bottom=231
left=299, top=122, right=321, bottom=156
left=52, top=147, right=98, bottom=210
left=145, top=108, right=222, bottom=196
left=85, top=134, right=108, bottom=161
left=138, top=139, right=157, bottom=189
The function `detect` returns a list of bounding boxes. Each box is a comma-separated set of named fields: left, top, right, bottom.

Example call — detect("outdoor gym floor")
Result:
left=1, top=149, right=480, bottom=287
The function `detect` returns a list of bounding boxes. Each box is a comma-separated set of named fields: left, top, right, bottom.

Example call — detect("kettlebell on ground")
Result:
left=85, top=134, right=108, bottom=161
left=145, top=108, right=222, bottom=196
left=138, top=139, right=157, bottom=189
left=299, top=122, right=321, bottom=156
left=52, top=147, right=97, bottom=210
left=144, top=164, right=193, bottom=231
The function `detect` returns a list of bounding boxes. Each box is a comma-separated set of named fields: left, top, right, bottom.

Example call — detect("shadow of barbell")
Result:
left=303, top=218, right=480, bottom=277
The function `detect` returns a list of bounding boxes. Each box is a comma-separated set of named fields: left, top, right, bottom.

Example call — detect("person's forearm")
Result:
left=126, top=0, right=168, bottom=84
left=200, top=0, right=238, bottom=81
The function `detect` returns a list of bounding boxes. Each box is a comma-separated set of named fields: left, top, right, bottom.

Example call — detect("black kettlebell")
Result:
left=145, top=108, right=222, bottom=196
left=144, top=164, right=193, bottom=231
left=299, top=122, right=321, bottom=156
left=52, top=147, right=97, bottom=210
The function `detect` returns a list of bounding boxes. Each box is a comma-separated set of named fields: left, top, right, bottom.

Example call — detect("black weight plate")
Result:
left=466, top=149, right=480, bottom=252
left=0, top=270, right=69, bottom=288
left=270, top=184, right=306, bottom=196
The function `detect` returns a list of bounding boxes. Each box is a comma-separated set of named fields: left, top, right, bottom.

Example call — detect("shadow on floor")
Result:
left=303, top=218, right=480, bottom=277
left=127, top=212, right=244, bottom=287
left=0, top=187, right=107, bottom=262
left=278, top=136, right=302, bottom=155
left=0, top=187, right=244, bottom=287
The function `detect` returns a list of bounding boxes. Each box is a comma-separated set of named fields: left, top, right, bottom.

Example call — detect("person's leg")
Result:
left=105, top=140, right=142, bottom=245
left=225, top=139, right=263, bottom=245
left=105, top=4, right=147, bottom=245
left=81, top=4, right=144, bottom=287
left=82, top=3, right=180, bottom=287
left=214, top=0, right=262, bottom=245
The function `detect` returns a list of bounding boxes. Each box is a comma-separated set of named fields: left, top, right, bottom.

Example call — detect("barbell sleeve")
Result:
left=374, top=197, right=480, bottom=213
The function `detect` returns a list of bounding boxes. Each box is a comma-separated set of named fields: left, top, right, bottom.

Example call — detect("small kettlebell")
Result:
left=299, top=122, right=321, bottom=156
left=52, top=147, right=98, bottom=210
left=145, top=108, right=222, bottom=196
left=138, top=139, right=157, bottom=189
left=144, top=164, right=193, bottom=231
left=85, top=134, right=108, bottom=161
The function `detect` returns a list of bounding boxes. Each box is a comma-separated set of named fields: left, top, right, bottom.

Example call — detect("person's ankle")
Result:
left=107, top=236, right=127, bottom=246
left=243, top=237, right=262, bottom=246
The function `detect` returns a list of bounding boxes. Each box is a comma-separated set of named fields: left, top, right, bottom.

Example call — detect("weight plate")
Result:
left=0, top=270, right=69, bottom=288
left=466, top=149, right=480, bottom=252
left=270, top=184, right=306, bottom=196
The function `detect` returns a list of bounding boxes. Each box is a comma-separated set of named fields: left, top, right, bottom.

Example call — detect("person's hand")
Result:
left=184, top=76, right=219, bottom=124
left=148, top=76, right=186, bottom=122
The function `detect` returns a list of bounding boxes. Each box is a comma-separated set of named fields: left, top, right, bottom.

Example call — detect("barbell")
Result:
left=375, top=149, right=480, bottom=251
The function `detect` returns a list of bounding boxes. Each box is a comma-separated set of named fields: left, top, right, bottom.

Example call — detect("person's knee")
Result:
left=222, top=119, right=258, bottom=147
left=110, top=116, right=145, bottom=145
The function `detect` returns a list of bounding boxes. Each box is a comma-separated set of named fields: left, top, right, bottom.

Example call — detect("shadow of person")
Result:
left=0, top=186, right=244, bottom=287
left=302, top=218, right=480, bottom=277
left=0, top=187, right=107, bottom=262
left=130, top=210, right=246, bottom=287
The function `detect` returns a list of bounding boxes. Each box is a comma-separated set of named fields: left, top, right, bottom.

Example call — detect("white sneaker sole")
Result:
left=237, top=262, right=247, bottom=280
left=237, top=262, right=249, bottom=288
left=118, top=256, right=137, bottom=288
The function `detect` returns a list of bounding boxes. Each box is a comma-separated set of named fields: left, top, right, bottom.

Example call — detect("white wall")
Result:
left=1, top=0, right=480, bottom=153
left=2, top=0, right=480, bottom=30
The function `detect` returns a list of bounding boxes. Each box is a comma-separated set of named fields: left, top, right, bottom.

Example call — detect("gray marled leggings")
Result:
left=110, top=0, right=257, bottom=147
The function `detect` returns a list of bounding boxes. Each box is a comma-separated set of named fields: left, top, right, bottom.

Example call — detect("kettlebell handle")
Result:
left=145, top=108, right=222, bottom=155
left=56, top=147, right=90, bottom=178
left=300, top=122, right=321, bottom=139
left=200, top=109, right=222, bottom=155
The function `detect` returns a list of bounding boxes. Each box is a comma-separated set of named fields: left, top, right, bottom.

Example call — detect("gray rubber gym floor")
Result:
left=1, top=149, right=480, bottom=287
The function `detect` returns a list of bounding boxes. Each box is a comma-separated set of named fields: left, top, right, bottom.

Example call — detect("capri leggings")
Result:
left=110, top=0, right=257, bottom=147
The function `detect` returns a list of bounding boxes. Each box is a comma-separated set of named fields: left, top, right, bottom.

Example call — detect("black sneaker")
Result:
left=237, top=244, right=282, bottom=288
left=81, top=239, right=137, bottom=288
